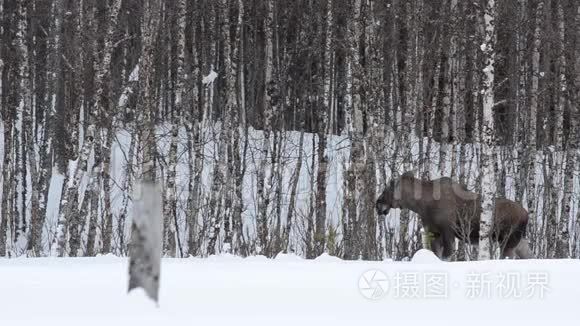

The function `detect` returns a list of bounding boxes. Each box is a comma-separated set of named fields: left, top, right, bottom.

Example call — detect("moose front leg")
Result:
left=422, top=227, right=443, bottom=258
left=430, top=235, right=444, bottom=258
left=422, top=227, right=435, bottom=250
left=439, top=229, right=455, bottom=261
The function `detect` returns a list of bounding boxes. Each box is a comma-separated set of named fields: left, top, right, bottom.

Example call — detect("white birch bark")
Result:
left=84, top=133, right=100, bottom=256
left=186, top=6, right=203, bottom=256
left=440, top=0, right=457, bottom=175
left=224, top=0, right=241, bottom=254
left=163, top=0, right=186, bottom=257
left=574, top=5, right=580, bottom=256
left=231, top=0, right=245, bottom=255
left=313, top=0, right=332, bottom=257
left=207, top=0, right=235, bottom=256
left=256, top=0, right=274, bottom=255
left=163, top=114, right=179, bottom=256
left=128, top=0, right=162, bottom=303
left=343, top=0, right=364, bottom=260
left=425, top=51, right=441, bottom=179
left=54, top=0, right=122, bottom=256
left=117, top=135, right=136, bottom=255
left=0, top=122, right=13, bottom=256
left=554, top=3, right=565, bottom=148
left=55, top=125, right=94, bottom=256
left=526, top=1, right=543, bottom=252
left=16, top=0, right=32, bottom=253
left=101, top=129, right=113, bottom=254
left=128, top=182, right=163, bottom=302
left=556, top=4, right=580, bottom=258
left=515, top=0, right=528, bottom=203
left=285, top=129, right=304, bottom=252
left=478, top=0, right=497, bottom=260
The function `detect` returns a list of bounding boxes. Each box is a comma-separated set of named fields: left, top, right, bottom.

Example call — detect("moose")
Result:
left=375, top=172, right=533, bottom=260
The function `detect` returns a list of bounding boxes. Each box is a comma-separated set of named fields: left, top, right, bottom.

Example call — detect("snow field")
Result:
left=1, top=253, right=579, bottom=325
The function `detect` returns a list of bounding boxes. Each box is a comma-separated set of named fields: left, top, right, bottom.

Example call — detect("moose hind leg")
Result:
left=514, top=238, right=533, bottom=259
left=500, top=225, right=525, bottom=259
left=501, top=246, right=517, bottom=259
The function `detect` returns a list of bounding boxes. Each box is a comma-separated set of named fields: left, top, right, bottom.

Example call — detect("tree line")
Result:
left=0, top=0, right=579, bottom=259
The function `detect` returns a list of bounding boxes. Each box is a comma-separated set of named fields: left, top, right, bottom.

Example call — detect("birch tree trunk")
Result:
left=128, top=0, right=162, bottom=303
left=163, top=115, right=178, bottom=257
left=16, top=0, right=32, bottom=253
left=313, top=0, right=332, bottom=258
left=343, top=0, right=364, bottom=260
left=116, top=134, right=136, bottom=255
left=574, top=5, right=580, bottom=257
left=515, top=0, right=528, bottom=204
left=553, top=3, right=565, bottom=148
left=285, top=129, right=304, bottom=253
left=256, top=0, right=274, bottom=255
left=29, top=0, right=53, bottom=255
left=162, top=0, right=187, bottom=257
left=85, top=131, right=101, bottom=256
left=186, top=4, right=202, bottom=256
left=54, top=0, right=122, bottom=256
left=556, top=3, right=580, bottom=258
left=0, top=118, right=13, bottom=256
left=101, top=130, right=113, bottom=254
left=206, top=0, right=235, bottom=256
left=526, top=1, right=543, bottom=253
left=478, top=0, right=496, bottom=261
left=223, top=0, right=240, bottom=254
left=439, top=0, right=457, bottom=175
left=231, top=0, right=246, bottom=256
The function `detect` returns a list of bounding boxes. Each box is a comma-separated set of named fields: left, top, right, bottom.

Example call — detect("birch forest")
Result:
left=0, top=0, right=579, bottom=260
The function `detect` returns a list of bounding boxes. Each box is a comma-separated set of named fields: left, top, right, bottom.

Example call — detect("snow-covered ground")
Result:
left=1, top=252, right=579, bottom=325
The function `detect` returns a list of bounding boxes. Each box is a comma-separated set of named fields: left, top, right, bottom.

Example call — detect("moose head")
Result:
left=375, top=178, right=402, bottom=216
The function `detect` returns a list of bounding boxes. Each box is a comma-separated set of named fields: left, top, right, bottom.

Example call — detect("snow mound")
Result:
left=314, top=253, right=342, bottom=262
left=274, top=253, right=304, bottom=261
left=244, top=255, right=269, bottom=262
left=96, top=253, right=119, bottom=259
left=205, top=253, right=243, bottom=262
left=411, top=249, right=441, bottom=263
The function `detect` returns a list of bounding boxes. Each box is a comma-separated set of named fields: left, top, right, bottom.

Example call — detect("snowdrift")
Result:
left=1, top=254, right=579, bottom=325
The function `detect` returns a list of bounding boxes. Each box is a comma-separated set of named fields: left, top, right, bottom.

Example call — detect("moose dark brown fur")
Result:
left=376, top=172, right=532, bottom=260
